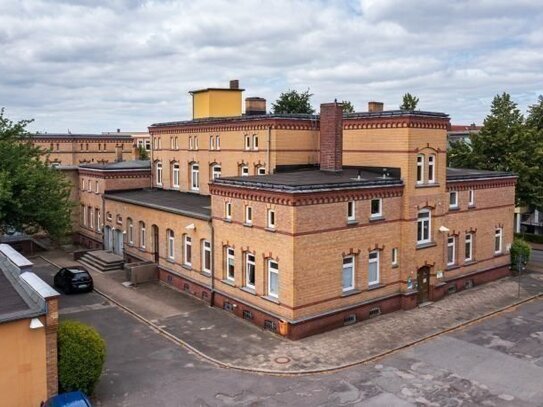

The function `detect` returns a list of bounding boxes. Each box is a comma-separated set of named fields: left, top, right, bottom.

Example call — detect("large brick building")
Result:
left=73, top=81, right=516, bottom=339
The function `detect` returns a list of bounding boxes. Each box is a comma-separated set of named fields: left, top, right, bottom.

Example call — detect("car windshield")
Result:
left=70, top=270, right=90, bottom=280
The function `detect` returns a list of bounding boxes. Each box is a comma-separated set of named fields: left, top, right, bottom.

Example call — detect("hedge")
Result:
left=58, top=320, right=106, bottom=395
left=515, top=232, right=543, bottom=244
left=510, top=238, right=531, bottom=272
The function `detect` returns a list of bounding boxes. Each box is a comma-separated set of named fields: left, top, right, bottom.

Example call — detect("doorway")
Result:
left=417, top=266, right=431, bottom=304
left=112, top=229, right=124, bottom=256
left=152, top=224, right=159, bottom=262
left=104, top=226, right=112, bottom=251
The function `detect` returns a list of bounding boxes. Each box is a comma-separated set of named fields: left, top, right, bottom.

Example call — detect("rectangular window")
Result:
left=392, top=248, right=398, bottom=266
left=257, top=167, right=266, bottom=175
left=245, top=135, right=251, bottom=150
left=194, top=136, right=198, bottom=150
left=417, top=210, right=431, bottom=244
left=267, top=209, right=276, bottom=229
left=347, top=201, right=356, bottom=222
left=89, top=207, right=94, bottom=229
left=268, top=260, right=279, bottom=298
left=245, top=253, right=256, bottom=289
left=96, top=209, right=101, bottom=232
left=370, top=198, right=382, bottom=218
left=447, top=236, right=456, bottom=266
left=241, top=166, right=249, bottom=176
left=495, top=228, right=503, bottom=254
left=416, top=155, right=424, bottom=184
left=468, top=190, right=475, bottom=207
left=140, top=224, right=146, bottom=248
left=210, top=136, right=215, bottom=150
left=95, top=181, right=99, bottom=193
left=428, top=155, right=435, bottom=183
left=191, top=164, right=199, bottom=191
left=368, top=251, right=379, bottom=286
left=172, top=164, right=180, bottom=188
left=87, top=180, right=92, bottom=192
left=245, top=206, right=253, bottom=225
left=202, top=240, right=212, bottom=273
left=168, top=231, right=175, bottom=260
left=226, top=248, right=235, bottom=281
left=156, top=163, right=163, bottom=185
left=465, top=233, right=473, bottom=262
left=225, top=202, right=232, bottom=220
left=212, top=165, right=221, bottom=179
left=128, top=221, right=133, bottom=244
left=189, top=136, right=193, bottom=150
left=184, top=235, right=192, bottom=266
left=253, top=135, right=259, bottom=150
left=342, top=256, right=355, bottom=292
left=216, top=135, right=220, bottom=150
left=449, top=191, right=458, bottom=208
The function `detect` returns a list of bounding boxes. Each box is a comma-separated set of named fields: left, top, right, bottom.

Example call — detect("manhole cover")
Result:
left=274, top=356, right=291, bottom=364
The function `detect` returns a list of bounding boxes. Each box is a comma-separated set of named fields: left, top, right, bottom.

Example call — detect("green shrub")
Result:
left=58, top=320, right=106, bottom=395
left=515, top=232, right=543, bottom=244
left=510, top=238, right=531, bottom=271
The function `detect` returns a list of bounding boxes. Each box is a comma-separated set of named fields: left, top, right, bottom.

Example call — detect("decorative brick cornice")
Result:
left=78, top=169, right=151, bottom=179
left=209, top=184, right=404, bottom=206
left=149, top=119, right=318, bottom=135
left=446, top=177, right=517, bottom=190
left=344, top=116, right=449, bottom=130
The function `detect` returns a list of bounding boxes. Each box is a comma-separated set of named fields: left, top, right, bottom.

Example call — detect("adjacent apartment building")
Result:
left=73, top=80, right=516, bottom=339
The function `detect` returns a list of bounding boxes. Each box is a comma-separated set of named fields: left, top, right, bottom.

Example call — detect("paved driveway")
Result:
left=32, top=259, right=543, bottom=406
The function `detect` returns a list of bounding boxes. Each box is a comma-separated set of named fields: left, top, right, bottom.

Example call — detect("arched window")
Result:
left=417, top=209, right=431, bottom=244
left=139, top=222, right=146, bottom=249
left=202, top=240, right=212, bottom=273
left=183, top=234, right=192, bottom=266
left=167, top=229, right=175, bottom=260
left=127, top=218, right=133, bottom=244
left=267, top=259, right=279, bottom=298
left=211, top=164, right=221, bottom=180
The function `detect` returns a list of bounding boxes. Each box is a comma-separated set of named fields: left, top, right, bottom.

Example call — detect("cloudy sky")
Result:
left=1, top=0, right=542, bottom=133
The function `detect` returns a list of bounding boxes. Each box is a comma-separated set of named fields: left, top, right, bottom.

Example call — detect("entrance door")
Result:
left=417, top=266, right=431, bottom=304
left=152, top=225, right=159, bottom=262
left=113, top=229, right=124, bottom=256
left=104, top=226, right=112, bottom=250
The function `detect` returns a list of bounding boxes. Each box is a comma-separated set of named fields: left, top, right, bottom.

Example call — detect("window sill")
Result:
left=416, top=241, right=437, bottom=250
left=367, top=283, right=382, bottom=291
left=182, top=264, right=192, bottom=271
left=241, top=286, right=256, bottom=295
left=222, top=279, right=236, bottom=287
left=446, top=264, right=461, bottom=271
left=415, top=183, right=440, bottom=189
left=243, top=223, right=253, bottom=228
left=138, top=248, right=146, bottom=253
left=346, top=220, right=358, bottom=226
left=449, top=206, right=460, bottom=211
left=262, top=295, right=280, bottom=304
left=494, top=252, right=503, bottom=257
left=223, top=218, right=232, bottom=223
left=468, top=205, right=476, bottom=209
left=463, top=260, right=476, bottom=266
left=201, top=271, right=211, bottom=277
left=265, top=227, right=276, bottom=233
left=369, top=216, right=385, bottom=223
left=392, top=264, right=399, bottom=269
left=341, top=288, right=361, bottom=297
left=166, top=258, right=175, bottom=264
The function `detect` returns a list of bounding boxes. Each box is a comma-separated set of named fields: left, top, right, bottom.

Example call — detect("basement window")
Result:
left=264, top=320, right=277, bottom=332
left=344, top=314, right=357, bottom=325
left=369, top=307, right=381, bottom=318
left=243, top=310, right=253, bottom=320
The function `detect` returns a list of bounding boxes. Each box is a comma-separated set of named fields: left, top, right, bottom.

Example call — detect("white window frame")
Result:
left=449, top=191, right=458, bottom=209
left=416, top=154, right=425, bottom=184
left=245, top=206, right=253, bottom=225
left=428, top=154, right=436, bottom=184
left=89, top=207, right=94, bottom=229
left=245, top=253, right=256, bottom=289
left=392, top=247, right=398, bottom=266
left=202, top=240, right=212, bottom=273
left=156, top=162, right=163, bottom=186
left=465, top=233, right=473, bottom=262
left=370, top=198, right=382, bottom=218
left=368, top=251, right=380, bottom=286
left=267, top=209, right=276, bottom=229
left=495, top=228, right=503, bottom=254
left=127, top=219, right=133, bottom=244
left=215, top=135, right=220, bottom=150
left=194, top=136, right=199, bottom=150
left=212, top=164, right=221, bottom=179
left=96, top=210, right=101, bottom=232
left=342, top=256, right=355, bottom=292
left=167, top=229, right=175, bottom=260
left=140, top=222, right=146, bottom=249
left=225, top=201, right=232, bottom=220
left=244, top=135, right=251, bottom=151
left=87, top=180, right=92, bottom=192
left=175, top=137, right=179, bottom=150
left=253, top=135, right=259, bottom=150
left=257, top=166, right=266, bottom=175
left=210, top=136, right=215, bottom=150
left=447, top=236, right=456, bottom=266
left=189, top=136, right=193, bottom=150
left=267, top=259, right=279, bottom=298
left=172, top=163, right=180, bottom=188
left=347, top=201, right=356, bottom=222
left=241, top=165, right=249, bottom=176
left=226, top=247, right=235, bottom=281
left=417, top=209, right=431, bottom=244
left=184, top=235, right=192, bottom=266
left=190, top=163, right=199, bottom=191
left=468, top=189, right=475, bottom=207
left=95, top=181, right=99, bottom=194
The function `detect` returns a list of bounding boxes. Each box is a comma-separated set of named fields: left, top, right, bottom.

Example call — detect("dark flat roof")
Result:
left=104, top=189, right=211, bottom=220
left=79, top=160, right=151, bottom=171
left=213, top=168, right=403, bottom=193
left=150, top=109, right=448, bottom=128
left=446, top=167, right=516, bottom=181
left=0, top=271, right=31, bottom=319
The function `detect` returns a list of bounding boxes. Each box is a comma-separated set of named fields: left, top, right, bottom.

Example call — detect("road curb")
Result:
left=40, top=255, right=543, bottom=376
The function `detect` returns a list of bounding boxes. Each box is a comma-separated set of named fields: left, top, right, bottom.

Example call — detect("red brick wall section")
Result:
left=45, top=297, right=59, bottom=398
left=159, top=269, right=212, bottom=304
left=319, top=102, right=343, bottom=172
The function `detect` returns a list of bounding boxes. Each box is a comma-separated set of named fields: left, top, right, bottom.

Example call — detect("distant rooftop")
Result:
left=213, top=167, right=403, bottom=193
left=79, top=160, right=151, bottom=171
left=104, top=189, right=211, bottom=220
left=446, top=167, right=515, bottom=181
left=150, top=109, right=448, bottom=128
left=31, top=133, right=133, bottom=140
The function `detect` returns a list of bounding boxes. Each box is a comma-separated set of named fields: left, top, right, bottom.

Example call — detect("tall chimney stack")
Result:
left=245, top=97, right=267, bottom=115
left=229, top=79, right=239, bottom=89
left=368, top=101, right=384, bottom=113
left=319, top=102, right=343, bottom=172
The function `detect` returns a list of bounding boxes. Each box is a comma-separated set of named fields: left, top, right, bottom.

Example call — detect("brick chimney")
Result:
left=229, top=79, right=239, bottom=89
left=319, top=102, right=343, bottom=172
left=368, top=101, right=384, bottom=112
left=245, top=97, right=266, bottom=115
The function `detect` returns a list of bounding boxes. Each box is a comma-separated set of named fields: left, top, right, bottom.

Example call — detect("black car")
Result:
left=54, top=267, right=93, bottom=294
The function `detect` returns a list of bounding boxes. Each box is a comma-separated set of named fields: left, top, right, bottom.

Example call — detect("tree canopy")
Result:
left=340, top=100, right=355, bottom=113
left=447, top=93, right=543, bottom=210
left=272, top=89, right=315, bottom=114
left=400, top=93, right=419, bottom=110
left=0, top=109, right=72, bottom=239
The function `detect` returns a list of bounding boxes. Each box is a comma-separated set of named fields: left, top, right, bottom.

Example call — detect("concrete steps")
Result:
left=79, top=250, right=124, bottom=272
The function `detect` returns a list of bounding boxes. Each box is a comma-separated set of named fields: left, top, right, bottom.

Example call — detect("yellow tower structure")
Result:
left=190, top=80, right=244, bottom=119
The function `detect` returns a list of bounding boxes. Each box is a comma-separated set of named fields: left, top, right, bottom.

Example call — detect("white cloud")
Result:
left=0, top=0, right=542, bottom=132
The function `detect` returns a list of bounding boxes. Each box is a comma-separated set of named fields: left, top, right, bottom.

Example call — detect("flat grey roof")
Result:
left=104, top=189, right=211, bottom=220
left=213, top=168, right=403, bottom=193
left=0, top=271, right=32, bottom=319
left=79, top=160, right=151, bottom=171
left=446, top=167, right=516, bottom=181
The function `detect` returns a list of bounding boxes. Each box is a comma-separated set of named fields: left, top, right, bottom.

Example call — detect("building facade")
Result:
left=72, top=81, right=516, bottom=339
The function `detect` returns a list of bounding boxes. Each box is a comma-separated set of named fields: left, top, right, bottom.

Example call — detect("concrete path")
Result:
left=39, top=250, right=543, bottom=374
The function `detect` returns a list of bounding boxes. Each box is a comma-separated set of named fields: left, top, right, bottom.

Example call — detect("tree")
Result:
left=137, top=145, right=150, bottom=160
left=272, top=89, right=315, bottom=114
left=526, top=95, right=543, bottom=131
left=0, top=108, right=73, bottom=239
left=58, top=320, right=106, bottom=395
left=400, top=93, right=419, bottom=110
left=447, top=93, right=543, bottom=209
left=340, top=100, right=355, bottom=113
